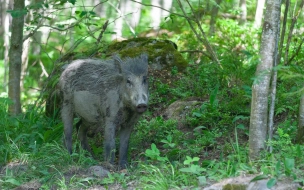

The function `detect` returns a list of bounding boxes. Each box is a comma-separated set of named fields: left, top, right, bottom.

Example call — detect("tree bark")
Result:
left=8, top=0, right=25, bottom=115
left=267, top=0, right=289, bottom=152
left=238, top=0, right=247, bottom=25
left=112, top=0, right=142, bottom=39
left=283, top=0, right=304, bottom=65
left=296, top=95, right=304, bottom=144
left=254, top=0, right=266, bottom=28
left=249, top=0, right=281, bottom=159
left=209, top=0, right=222, bottom=36
left=2, top=0, right=11, bottom=91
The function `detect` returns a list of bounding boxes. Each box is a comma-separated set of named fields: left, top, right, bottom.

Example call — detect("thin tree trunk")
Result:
left=3, top=0, right=11, bottom=91
left=239, top=0, right=247, bottom=25
left=297, top=95, right=304, bottom=144
left=249, top=0, right=282, bottom=159
left=254, top=0, right=266, bottom=28
left=8, top=0, right=25, bottom=115
left=161, top=0, right=172, bottom=18
left=284, top=0, right=304, bottom=65
left=209, top=0, right=222, bottom=36
left=151, top=0, right=162, bottom=29
left=268, top=0, right=290, bottom=152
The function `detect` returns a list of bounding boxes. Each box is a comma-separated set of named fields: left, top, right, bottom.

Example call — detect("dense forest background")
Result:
left=1, top=0, right=304, bottom=189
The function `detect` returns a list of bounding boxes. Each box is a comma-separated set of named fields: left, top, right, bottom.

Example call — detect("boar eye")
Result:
left=143, top=76, right=148, bottom=84
left=127, top=78, right=132, bottom=85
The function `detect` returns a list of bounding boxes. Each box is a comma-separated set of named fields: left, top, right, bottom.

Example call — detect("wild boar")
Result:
left=59, top=54, right=149, bottom=168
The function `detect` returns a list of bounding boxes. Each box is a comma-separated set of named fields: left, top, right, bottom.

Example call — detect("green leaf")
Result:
left=275, top=161, right=281, bottom=177
left=7, top=9, right=27, bottom=18
left=5, top=178, right=21, bottom=186
left=250, top=174, right=268, bottom=182
left=284, top=158, right=295, bottom=170
left=89, top=11, right=96, bottom=15
left=198, top=176, right=207, bottom=185
left=79, top=11, right=87, bottom=17
left=68, top=0, right=76, bottom=5
left=267, top=178, right=276, bottom=188
left=193, top=112, right=202, bottom=117
left=236, top=124, right=245, bottom=130
left=233, top=115, right=249, bottom=123
left=210, top=84, right=219, bottom=107
left=193, top=126, right=207, bottom=131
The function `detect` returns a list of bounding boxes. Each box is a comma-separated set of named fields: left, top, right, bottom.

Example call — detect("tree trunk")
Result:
left=254, top=0, right=266, bottom=28
left=209, top=0, right=222, bottom=36
left=239, top=0, right=247, bottom=25
left=2, top=0, right=11, bottom=91
left=151, top=0, right=162, bottom=29
left=8, top=0, right=25, bottom=115
left=112, top=0, right=141, bottom=39
left=296, top=95, right=304, bottom=144
left=249, top=0, right=282, bottom=159
left=161, top=0, right=172, bottom=18
left=267, top=0, right=289, bottom=152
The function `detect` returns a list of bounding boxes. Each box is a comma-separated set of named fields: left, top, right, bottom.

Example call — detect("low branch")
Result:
left=130, top=0, right=193, bottom=20
left=288, top=37, right=304, bottom=64
left=96, top=20, right=109, bottom=44
left=284, top=0, right=304, bottom=65
left=179, top=50, right=211, bottom=59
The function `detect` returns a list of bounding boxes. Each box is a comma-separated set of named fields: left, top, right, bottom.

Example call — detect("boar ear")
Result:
left=112, top=54, right=123, bottom=73
left=141, top=53, right=148, bottom=63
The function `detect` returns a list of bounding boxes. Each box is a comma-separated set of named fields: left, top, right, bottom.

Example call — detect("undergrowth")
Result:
left=1, top=19, right=304, bottom=189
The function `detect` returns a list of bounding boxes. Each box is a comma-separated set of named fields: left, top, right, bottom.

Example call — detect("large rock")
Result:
left=162, top=100, right=202, bottom=127
left=106, top=37, right=188, bottom=71
left=203, top=175, right=301, bottom=190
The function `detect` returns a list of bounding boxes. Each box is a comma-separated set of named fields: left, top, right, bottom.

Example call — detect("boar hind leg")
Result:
left=77, top=120, right=92, bottom=154
left=104, top=122, right=116, bottom=164
left=119, top=126, right=133, bottom=169
left=62, top=101, right=74, bottom=154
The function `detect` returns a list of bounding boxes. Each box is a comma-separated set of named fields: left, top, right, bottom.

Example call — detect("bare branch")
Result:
left=179, top=50, right=212, bottom=59
left=288, top=38, right=304, bottom=64
left=284, top=0, right=304, bottom=65
left=96, top=20, right=109, bottom=45
left=130, top=0, right=192, bottom=20
left=176, top=0, right=221, bottom=66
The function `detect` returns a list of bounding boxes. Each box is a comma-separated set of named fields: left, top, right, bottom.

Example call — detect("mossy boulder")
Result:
left=105, top=37, right=188, bottom=71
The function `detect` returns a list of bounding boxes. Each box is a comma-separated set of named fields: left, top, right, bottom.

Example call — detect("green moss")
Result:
left=106, top=37, right=188, bottom=71
left=222, top=184, right=247, bottom=190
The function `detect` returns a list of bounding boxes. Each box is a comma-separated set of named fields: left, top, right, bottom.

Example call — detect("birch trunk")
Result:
left=8, top=0, right=25, bottom=115
left=151, top=0, right=162, bottom=29
left=254, top=0, right=266, bottom=28
left=239, top=0, right=247, bottom=25
left=3, top=0, right=11, bottom=91
left=112, top=0, right=142, bottom=39
left=249, top=0, right=281, bottom=159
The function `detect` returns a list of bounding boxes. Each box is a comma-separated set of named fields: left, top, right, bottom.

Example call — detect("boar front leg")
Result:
left=62, top=100, right=74, bottom=154
left=104, top=121, right=116, bottom=164
left=119, top=126, right=133, bottom=169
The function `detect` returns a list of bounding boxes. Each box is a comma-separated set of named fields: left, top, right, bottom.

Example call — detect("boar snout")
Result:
left=134, top=92, right=148, bottom=113
left=136, top=103, right=147, bottom=113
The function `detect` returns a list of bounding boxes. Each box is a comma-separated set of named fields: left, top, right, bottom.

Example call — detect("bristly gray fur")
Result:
left=117, top=54, right=148, bottom=76
left=59, top=53, right=149, bottom=169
